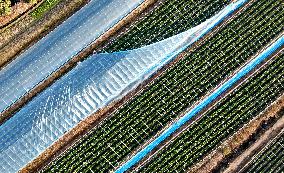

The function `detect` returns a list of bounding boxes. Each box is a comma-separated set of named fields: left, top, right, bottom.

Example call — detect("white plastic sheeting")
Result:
left=0, top=1, right=245, bottom=172
left=0, top=0, right=145, bottom=113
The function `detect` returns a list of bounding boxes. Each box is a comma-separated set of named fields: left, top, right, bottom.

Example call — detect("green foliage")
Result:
left=43, top=0, right=284, bottom=172
left=26, top=0, right=38, bottom=4
left=245, top=134, right=284, bottom=172
left=140, top=0, right=284, bottom=171
left=30, top=0, right=61, bottom=19
left=0, top=0, right=11, bottom=15
left=141, top=55, right=284, bottom=172
left=103, top=0, right=231, bottom=53
left=24, top=0, right=37, bottom=4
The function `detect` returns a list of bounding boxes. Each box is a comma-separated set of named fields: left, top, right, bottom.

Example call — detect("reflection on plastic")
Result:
left=0, top=0, right=250, bottom=172
left=0, top=0, right=144, bottom=113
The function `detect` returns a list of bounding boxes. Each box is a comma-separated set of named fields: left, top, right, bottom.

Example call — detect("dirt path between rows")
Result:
left=0, top=0, right=46, bottom=29
left=223, top=108, right=284, bottom=173
left=0, top=2, right=34, bottom=27
left=188, top=93, right=284, bottom=173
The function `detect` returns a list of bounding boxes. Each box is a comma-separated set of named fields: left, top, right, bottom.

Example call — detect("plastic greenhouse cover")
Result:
left=115, top=28, right=284, bottom=173
left=0, top=0, right=248, bottom=172
left=0, top=0, right=145, bottom=113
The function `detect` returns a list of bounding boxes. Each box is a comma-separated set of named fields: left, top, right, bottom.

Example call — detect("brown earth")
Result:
left=0, top=2, right=33, bottom=27
left=0, top=0, right=45, bottom=47
left=188, top=94, right=284, bottom=173
left=223, top=111, right=284, bottom=173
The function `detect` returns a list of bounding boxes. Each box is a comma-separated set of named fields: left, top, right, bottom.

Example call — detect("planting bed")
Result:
left=241, top=132, right=284, bottom=173
left=139, top=50, right=284, bottom=172
left=103, top=0, right=231, bottom=52
left=43, top=0, right=284, bottom=172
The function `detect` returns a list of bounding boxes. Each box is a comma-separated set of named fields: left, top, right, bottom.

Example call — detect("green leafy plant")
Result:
left=43, top=0, right=284, bottom=172
left=0, top=0, right=11, bottom=15
left=30, top=0, right=61, bottom=19
left=26, top=0, right=38, bottom=4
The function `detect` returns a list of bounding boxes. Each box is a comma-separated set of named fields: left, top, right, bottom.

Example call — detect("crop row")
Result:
left=43, top=0, right=284, bottom=172
left=103, top=0, right=231, bottom=52
left=31, top=0, right=61, bottom=19
left=139, top=52, right=284, bottom=172
left=243, top=133, right=284, bottom=173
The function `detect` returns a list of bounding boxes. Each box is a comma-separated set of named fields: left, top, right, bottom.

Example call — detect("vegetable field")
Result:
left=242, top=133, right=284, bottom=173
left=139, top=51, right=284, bottom=172
left=103, top=0, right=231, bottom=52
left=43, top=0, right=284, bottom=172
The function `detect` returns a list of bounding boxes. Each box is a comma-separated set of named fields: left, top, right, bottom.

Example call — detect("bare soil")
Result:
left=0, top=2, right=32, bottom=27
left=223, top=110, right=284, bottom=173
left=0, top=0, right=45, bottom=47
left=188, top=94, right=284, bottom=173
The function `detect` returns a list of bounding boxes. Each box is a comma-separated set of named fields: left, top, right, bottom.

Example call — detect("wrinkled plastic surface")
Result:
left=0, top=19, right=202, bottom=173
left=0, top=0, right=144, bottom=113
left=0, top=0, right=250, bottom=172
